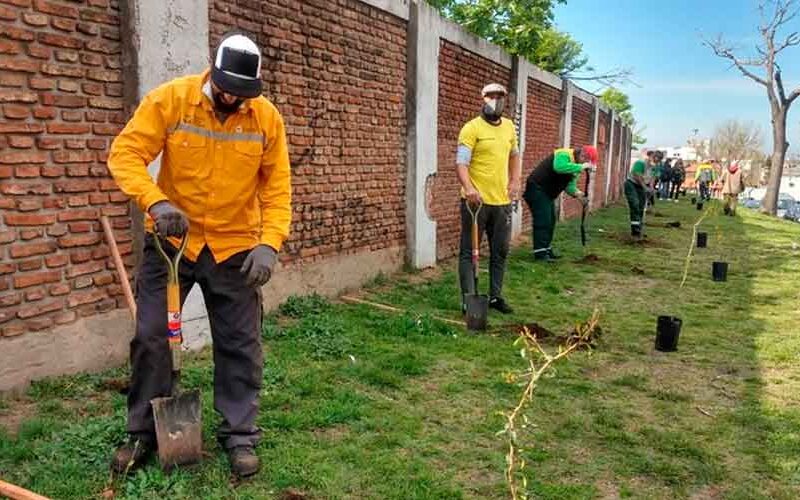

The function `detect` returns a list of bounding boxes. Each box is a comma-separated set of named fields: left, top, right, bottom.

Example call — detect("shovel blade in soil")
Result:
left=465, top=294, right=488, bottom=331
left=151, top=390, right=202, bottom=471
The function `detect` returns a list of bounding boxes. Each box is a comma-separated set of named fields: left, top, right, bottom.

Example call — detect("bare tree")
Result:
left=703, top=0, right=800, bottom=214
left=710, top=120, right=764, bottom=162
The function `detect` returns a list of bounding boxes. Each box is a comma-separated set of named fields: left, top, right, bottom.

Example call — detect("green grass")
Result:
left=2, top=199, right=800, bottom=499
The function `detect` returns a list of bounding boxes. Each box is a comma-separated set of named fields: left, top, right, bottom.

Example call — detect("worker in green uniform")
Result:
left=522, top=145, right=597, bottom=261
left=625, top=150, right=657, bottom=238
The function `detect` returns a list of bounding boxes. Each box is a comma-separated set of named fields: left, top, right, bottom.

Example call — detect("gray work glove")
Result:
left=240, top=244, right=278, bottom=287
left=149, top=201, right=188, bottom=237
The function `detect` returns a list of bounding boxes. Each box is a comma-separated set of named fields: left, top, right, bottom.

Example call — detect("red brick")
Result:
left=68, top=221, right=92, bottom=233
left=92, top=123, right=122, bottom=135
left=0, top=277, right=8, bottom=292
left=61, top=109, right=82, bottom=121
left=1, top=324, right=26, bottom=337
left=29, top=77, right=55, bottom=90
left=0, top=262, right=14, bottom=276
left=46, top=222, right=67, bottom=236
left=34, top=0, right=78, bottom=18
left=91, top=246, right=109, bottom=259
left=45, top=254, right=69, bottom=268
left=70, top=248, right=92, bottom=263
left=105, top=83, right=122, bottom=97
left=8, top=136, right=34, bottom=148
left=41, top=93, right=86, bottom=108
left=53, top=150, right=94, bottom=163
left=26, top=317, right=54, bottom=331
left=109, top=191, right=127, bottom=203
left=101, top=206, right=127, bottom=217
left=0, top=307, right=15, bottom=324
left=49, top=283, right=70, bottom=295
left=0, top=5, right=16, bottom=20
left=67, top=260, right=105, bottom=278
left=18, top=299, right=63, bottom=318
left=64, top=138, right=86, bottom=149
left=47, top=122, right=90, bottom=134
left=80, top=9, right=117, bottom=25
left=99, top=179, right=118, bottom=191
left=0, top=151, right=46, bottom=164
left=86, top=68, right=119, bottom=82
left=82, top=82, right=103, bottom=95
left=117, top=242, right=132, bottom=255
left=4, top=213, right=55, bottom=226
left=18, top=258, right=43, bottom=272
left=25, top=287, right=45, bottom=300
left=0, top=39, right=20, bottom=54
left=50, top=17, right=77, bottom=32
left=15, top=165, right=40, bottom=177
left=15, top=198, right=42, bottom=211
left=57, top=80, right=80, bottom=93
left=0, top=90, right=37, bottom=103
left=21, top=11, right=47, bottom=26
left=0, top=231, right=15, bottom=244
left=33, top=107, right=57, bottom=119
left=41, top=165, right=65, bottom=177
left=0, top=292, right=21, bottom=307
left=0, top=183, right=50, bottom=195
left=0, top=122, right=44, bottom=134
left=66, top=195, right=88, bottom=207
left=66, top=165, right=89, bottom=177
left=14, top=270, right=61, bottom=288
left=93, top=273, right=114, bottom=286
left=40, top=63, right=83, bottom=78
left=58, top=233, right=100, bottom=247
left=85, top=38, right=118, bottom=54
left=2, top=104, right=29, bottom=119
left=9, top=240, right=57, bottom=258
left=85, top=109, right=105, bottom=122
left=38, top=32, right=82, bottom=49
left=54, top=310, right=77, bottom=324
left=0, top=25, right=35, bottom=42
left=0, top=73, right=26, bottom=87
left=20, top=228, right=43, bottom=240
left=68, top=288, right=105, bottom=307
left=27, top=44, right=52, bottom=59
left=0, top=165, right=11, bottom=178
left=80, top=52, right=103, bottom=66
left=88, top=96, right=121, bottom=110
left=87, top=138, right=106, bottom=150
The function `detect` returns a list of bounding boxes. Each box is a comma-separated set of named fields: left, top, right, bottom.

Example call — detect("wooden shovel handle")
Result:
left=101, top=215, right=136, bottom=320
left=0, top=479, right=52, bottom=500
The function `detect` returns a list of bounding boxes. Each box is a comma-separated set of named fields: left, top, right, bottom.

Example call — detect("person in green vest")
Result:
left=522, top=146, right=597, bottom=261
left=625, top=150, right=658, bottom=237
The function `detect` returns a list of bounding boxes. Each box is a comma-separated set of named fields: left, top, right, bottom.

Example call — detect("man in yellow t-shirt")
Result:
left=456, top=83, right=521, bottom=315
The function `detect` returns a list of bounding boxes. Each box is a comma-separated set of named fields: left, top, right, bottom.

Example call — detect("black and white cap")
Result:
left=211, top=34, right=262, bottom=98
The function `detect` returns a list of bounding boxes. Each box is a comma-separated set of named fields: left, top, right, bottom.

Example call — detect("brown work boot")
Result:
left=228, top=446, right=260, bottom=477
left=110, top=438, right=154, bottom=474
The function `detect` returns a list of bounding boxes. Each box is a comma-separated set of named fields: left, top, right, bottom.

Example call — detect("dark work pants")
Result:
left=699, top=181, right=711, bottom=201
left=670, top=181, right=682, bottom=199
left=522, top=182, right=556, bottom=256
left=128, top=234, right=263, bottom=449
left=458, top=200, right=511, bottom=300
left=624, top=179, right=646, bottom=236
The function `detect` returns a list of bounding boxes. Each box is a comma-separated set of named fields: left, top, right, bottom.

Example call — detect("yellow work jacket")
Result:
left=108, top=70, right=292, bottom=262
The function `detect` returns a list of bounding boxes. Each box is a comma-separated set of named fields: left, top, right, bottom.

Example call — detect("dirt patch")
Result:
left=279, top=489, right=311, bottom=500
left=690, top=484, right=724, bottom=499
left=0, top=397, right=37, bottom=434
left=603, top=233, right=670, bottom=248
left=631, top=266, right=646, bottom=275
left=493, top=322, right=555, bottom=339
left=99, top=376, right=129, bottom=395
left=575, top=254, right=601, bottom=264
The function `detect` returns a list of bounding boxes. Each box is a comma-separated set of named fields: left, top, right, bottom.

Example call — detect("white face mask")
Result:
left=482, top=97, right=505, bottom=120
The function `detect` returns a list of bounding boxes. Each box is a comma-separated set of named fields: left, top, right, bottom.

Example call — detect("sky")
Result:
left=554, top=0, right=800, bottom=151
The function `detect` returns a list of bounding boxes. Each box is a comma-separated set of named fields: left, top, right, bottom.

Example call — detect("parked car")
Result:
left=783, top=201, right=800, bottom=222
left=742, top=197, right=761, bottom=209
left=777, top=194, right=796, bottom=219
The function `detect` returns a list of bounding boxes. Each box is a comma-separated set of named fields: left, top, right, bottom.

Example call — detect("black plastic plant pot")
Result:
left=655, top=315, right=682, bottom=352
left=696, top=202, right=704, bottom=210
left=691, top=197, right=697, bottom=204
left=696, top=232, right=708, bottom=248
left=712, top=261, right=729, bottom=282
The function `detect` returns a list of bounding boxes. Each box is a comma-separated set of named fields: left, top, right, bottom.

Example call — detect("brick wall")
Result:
left=563, top=95, right=593, bottom=219
left=520, top=78, right=561, bottom=232
left=0, top=0, right=129, bottom=337
left=433, top=40, right=511, bottom=260
left=209, top=0, right=407, bottom=265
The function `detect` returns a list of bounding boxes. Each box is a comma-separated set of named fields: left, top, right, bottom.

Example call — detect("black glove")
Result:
left=149, top=201, right=188, bottom=237
left=240, top=245, right=278, bottom=287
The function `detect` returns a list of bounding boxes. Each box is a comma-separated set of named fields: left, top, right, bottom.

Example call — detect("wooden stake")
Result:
left=0, top=480, right=52, bottom=500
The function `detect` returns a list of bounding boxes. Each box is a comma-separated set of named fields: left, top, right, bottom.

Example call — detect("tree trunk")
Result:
left=762, top=108, right=788, bottom=215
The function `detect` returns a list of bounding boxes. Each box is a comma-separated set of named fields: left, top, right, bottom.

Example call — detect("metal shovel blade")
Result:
left=465, top=294, right=489, bottom=332
left=151, top=389, right=202, bottom=471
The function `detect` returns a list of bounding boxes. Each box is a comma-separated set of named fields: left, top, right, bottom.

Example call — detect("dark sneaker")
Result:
left=228, top=446, right=260, bottom=477
left=111, top=438, right=154, bottom=474
left=489, top=296, right=513, bottom=314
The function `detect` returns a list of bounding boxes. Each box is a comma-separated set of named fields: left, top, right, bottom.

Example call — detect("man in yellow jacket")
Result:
left=107, top=33, right=291, bottom=477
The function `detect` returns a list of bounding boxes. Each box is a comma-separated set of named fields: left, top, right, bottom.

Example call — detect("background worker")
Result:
left=456, top=83, right=521, bottom=315
left=718, top=161, right=746, bottom=216
left=522, top=145, right=597, bottom=262
left=625, top=150, right=657, bottom=238
left=670, top=159, right=686, bottom=201
left=695, top=160, right=716, bottom=201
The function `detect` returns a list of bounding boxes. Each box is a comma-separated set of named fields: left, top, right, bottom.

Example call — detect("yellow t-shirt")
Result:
left=458, top=116, right=518, bottom=205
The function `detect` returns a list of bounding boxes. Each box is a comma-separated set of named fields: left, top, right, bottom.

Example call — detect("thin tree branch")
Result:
left=702, top=36, right=769, bottom=86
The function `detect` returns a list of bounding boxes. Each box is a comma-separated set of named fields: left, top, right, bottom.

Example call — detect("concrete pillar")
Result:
left=509, top=57, right=528, bottom=239
left=120, top=0, right=211, bottom=349
left=604, top=111, right=616, bottom=205
left=405, top=1, right=439, bottom=268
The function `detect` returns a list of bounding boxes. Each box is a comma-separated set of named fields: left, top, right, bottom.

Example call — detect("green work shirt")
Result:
left=630, top=159, right=646, bottom=180
left=553, top=148, right=582, bottom=195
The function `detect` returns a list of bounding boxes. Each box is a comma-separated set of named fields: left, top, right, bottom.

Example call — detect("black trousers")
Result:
left=522, top=181, right=556, bottom=255
left=458, top=200, right=511, bottom=299
left=624, top=179, right=646, bottom=236
left=128, top=234, right=263, bottom=449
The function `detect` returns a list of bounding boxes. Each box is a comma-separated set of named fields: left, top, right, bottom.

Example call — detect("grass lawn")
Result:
left=2, top=198, right=800, bottom=499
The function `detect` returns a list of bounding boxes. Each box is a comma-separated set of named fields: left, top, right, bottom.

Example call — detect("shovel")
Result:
left=580, top=170, right=591, bottom=246
left=150, top=232, right=202, bottom=471
left=464, top=201, right=488, bottom=331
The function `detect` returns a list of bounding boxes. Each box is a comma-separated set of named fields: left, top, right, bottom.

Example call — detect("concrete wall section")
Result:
left=358, top=0, right=410, bottom=20
left=438, top=19, right=512, bottom=69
